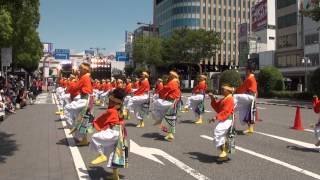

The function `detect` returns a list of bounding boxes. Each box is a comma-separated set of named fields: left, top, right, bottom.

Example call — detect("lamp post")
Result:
left=302, top=57, right=311, bottom=92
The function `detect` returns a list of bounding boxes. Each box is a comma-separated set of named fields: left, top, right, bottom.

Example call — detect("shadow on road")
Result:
left=0, top=132, right=18, bottom=163
left=125, top=122, right=138, bottom=127
left=56, top=138, right=76, bottom=147
left=186, top=152, right=230, bottom=164
left=179, top=120, right=195, bottom=124
left=141, top=132, right=167, bottom=141
left=86, top=166, right=125, bottom=180
left=287, top=145, right=320, bottom=153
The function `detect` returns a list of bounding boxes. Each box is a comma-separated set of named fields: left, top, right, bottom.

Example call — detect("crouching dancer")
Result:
left=209, top=85, right=234, bottom=161
left=90, top=88, right=128, bottom=180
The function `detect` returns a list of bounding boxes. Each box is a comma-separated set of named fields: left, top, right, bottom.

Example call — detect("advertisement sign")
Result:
left=43, top=43, right=53, bottom=53
left=252, top=0, right=267, bottom=32
left=115, top=52, right=129, bottom=62
left=54, top=49, right=70, bottom=60
left=1, top=47, right=12, bottom=66
left=239, top=23, right=248, bottom=42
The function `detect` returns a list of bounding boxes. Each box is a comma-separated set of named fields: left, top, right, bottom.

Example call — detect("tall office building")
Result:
left=153, top=0, right=254, bottom=68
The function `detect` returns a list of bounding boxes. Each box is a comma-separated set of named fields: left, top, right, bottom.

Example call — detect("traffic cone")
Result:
left=291, top=106, right=304, bottom=131
left=256, top=109, right=262, bottom=122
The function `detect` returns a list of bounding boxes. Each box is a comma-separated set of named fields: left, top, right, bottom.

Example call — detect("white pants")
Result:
left=185, top=94, right=204, bottom=119
left=64, top=98, right=88, bottom=128
left=128, top=95, right=149, bottom=120
left=123, top=95, right=132, bottom=110
left=151, top=99, right=173, bottom=121
left=90, top=128, right=119, bottom=154
left=214, top=120, right=232, bottom=148
left=234, top=94, right=255, bottom=125
left=100, top=91, right=109, bottom=100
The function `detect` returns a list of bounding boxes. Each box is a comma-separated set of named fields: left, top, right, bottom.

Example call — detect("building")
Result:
left=275, top=0, right=320, bottom=91
left=125, top=31, right=134, bottom=64
left=154, top=0, right=255, bottom=68
left=134, top=25, right=159, bottom=38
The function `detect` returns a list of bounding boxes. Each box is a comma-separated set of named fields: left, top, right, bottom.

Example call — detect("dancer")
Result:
left=233, top=65, right=257, bottom=134
left=127, top=72, right=150, bottom=128
left=312, top=95, right=320, bottom=146
left=100, top=79, right=112, bottom=107
left=182, top=75, right=207, bottom=124
left=152, top=71, right=181, bottom=141
left=66, top=62, right=93, bottom=146
left=209, top=85, right=234, bottom=161
left=89, top=88, right=128, bottom=180
left=154, top=78, right=164, bottom=95
left=122, top=79, right=133, bottom=119
left=132, top=78, right=140, bottom=92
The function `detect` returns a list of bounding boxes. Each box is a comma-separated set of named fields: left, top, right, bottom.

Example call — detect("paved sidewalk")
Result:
left=0, top=93, right=78, bottom=180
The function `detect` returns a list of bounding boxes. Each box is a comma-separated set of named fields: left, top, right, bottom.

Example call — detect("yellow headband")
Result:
left=222, top=85, right=234, bottom=93
left=200, top=75, right=207, bottom=80
left=109, top=95, right=123, bottom=104
left=170, top=71, right=179, bottom=78
left=80, top=64, right=90, bottom=71
left=142, top=72, right=149, bottom=77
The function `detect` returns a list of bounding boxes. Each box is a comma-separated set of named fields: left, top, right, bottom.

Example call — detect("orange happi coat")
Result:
left=236, top=73, right=257, bottom=95
left=193, top=80, right=207, bottom=94
left=93, top=107, right=124, bottom=131
left=211, top=94, right=234, bottom=121
left=134, top=79, right=150, bottom=96
left=158, top=79, right=180, bottom=100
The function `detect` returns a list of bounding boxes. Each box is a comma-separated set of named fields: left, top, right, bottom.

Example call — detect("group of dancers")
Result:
left=54, top=62, right=262, bottom=179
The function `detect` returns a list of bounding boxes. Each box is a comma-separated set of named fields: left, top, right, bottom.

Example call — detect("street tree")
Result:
left=162, top=29, right=221, bottom=87
left=0, top=9, right=13, bottom=47
left=132, top=36, right=163, bottom=66
left=0, top=0, right=43, bottom=73
left=302, top=0, right=320, bottom=22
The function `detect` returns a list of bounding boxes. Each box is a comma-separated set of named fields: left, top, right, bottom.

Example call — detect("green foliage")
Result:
left=302, top=0, right=320, bottom=22
left=219, top=70, right=242, bottom=88
left=0, top=9, right=13, bottom=46
left=0, top=0, right=43, bottom=73
left=124, top=64, right=135, bottom=77
left=133, top=66, right=148, bottom=77
left=310, top=67, right=320, bottom=96
left=132, top=36, right=163, bottom=66
left=258, top=66, right=284, bottom=96
left=162, top=29, right=221, bottom=66
left=269, top=91, right=313, bottom=100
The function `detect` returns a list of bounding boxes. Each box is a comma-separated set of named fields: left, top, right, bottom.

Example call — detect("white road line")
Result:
left=257, top=107, right=266, bottom=110
left=255, top=131, right=319, bottom=149
left=200, top=135, right=320, bottom=180
left=305, top=129, right=314, bottom=133
left=52, top=93, right=90, bottom=180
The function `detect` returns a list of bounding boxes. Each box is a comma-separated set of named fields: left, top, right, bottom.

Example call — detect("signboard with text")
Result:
left=1, top=48, right=12, bottom=66
left=116, top=52, right=129, bottom=62
left=43, top=43, right=53, bottom=53
left=54, top=49, right=70, bottom=60
left=252, top=0, right=267, bottom=32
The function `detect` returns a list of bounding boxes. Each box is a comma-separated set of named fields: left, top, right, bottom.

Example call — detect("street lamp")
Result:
left=302, top=57, right=311, bottom=92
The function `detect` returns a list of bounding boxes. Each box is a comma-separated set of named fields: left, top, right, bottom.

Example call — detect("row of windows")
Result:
left=305, top=33, right=319, bottom=45
left=276, top=54, right=319, bottom=68
left=277, top=0, right=296, bottom=9
left=172, top=18, right=200, bottom=28
left=172, top=6, right=249, bottom=17
left=277, top=12, right=297, bottom=29
left=277, top=33, right=297, bottom=49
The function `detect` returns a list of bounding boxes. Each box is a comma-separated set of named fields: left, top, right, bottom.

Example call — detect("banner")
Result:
left=252, top=0, right=267, bottom=32
left=1, top=48, right=12, bottom=66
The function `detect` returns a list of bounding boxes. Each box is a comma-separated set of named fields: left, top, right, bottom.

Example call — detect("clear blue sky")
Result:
left=39, top=0, right=153, bottom=54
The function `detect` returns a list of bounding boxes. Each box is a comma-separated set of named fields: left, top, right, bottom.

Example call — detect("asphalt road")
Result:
left=1, top=93, right=319, bottom=180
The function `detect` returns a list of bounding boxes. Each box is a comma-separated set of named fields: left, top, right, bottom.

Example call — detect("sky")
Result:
left=38, top=0, right=153, bottom=55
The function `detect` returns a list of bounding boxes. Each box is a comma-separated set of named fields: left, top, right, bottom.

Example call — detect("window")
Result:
left=277, top=13, right=297, bottom=29
left=269, top=37, right=275, bottom=40
left=305, top=34, right=319, bottom=45
left=277, top=33, right=297, bottom=49
left=277, top=0, right=296, bottom=9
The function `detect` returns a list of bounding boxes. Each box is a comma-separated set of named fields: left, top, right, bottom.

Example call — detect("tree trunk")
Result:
left=188, top=65, right=191, bottom=88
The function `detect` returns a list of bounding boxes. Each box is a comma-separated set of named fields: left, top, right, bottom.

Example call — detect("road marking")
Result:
left=255, top=131, right=319, bottom=149
left=305, top=129, right=314, bottom=133
left=204, top=110, right=212, bottom=113
left=257, top=107, right=266, bottom=110
left=130, top=140, right=210, bottom=180
left=200, top=135, right=320, bottom=180
left=52, top=93, right=90, bottom=180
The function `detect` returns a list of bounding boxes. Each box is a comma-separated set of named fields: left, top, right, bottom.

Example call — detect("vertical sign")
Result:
left=252, top=0, right=267, bottom=32
left=1, top=48, right=12, bottom=66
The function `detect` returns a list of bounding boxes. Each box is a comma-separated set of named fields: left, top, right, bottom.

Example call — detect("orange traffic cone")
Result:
left=291, top=106, right=304, bottom=131
left=256, top=109, right=262, bottom=122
